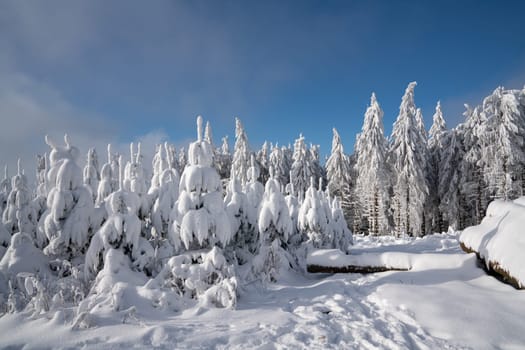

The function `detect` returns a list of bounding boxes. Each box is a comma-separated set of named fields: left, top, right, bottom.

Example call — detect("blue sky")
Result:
left=1, top=0, right=525, bottom=174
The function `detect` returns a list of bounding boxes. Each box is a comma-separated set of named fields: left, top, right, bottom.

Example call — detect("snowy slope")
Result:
left=1, top=232, right=524, bottom=349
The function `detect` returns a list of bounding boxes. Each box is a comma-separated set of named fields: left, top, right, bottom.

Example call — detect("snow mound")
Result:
left=460, top=197, right=525, bottom=288
left=0, top=233, right=50, bottom=277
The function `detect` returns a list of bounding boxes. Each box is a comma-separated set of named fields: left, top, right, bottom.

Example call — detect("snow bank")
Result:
left=307, top=248, right=468, bottom=273
left=460, top=197, right=525, bottom=288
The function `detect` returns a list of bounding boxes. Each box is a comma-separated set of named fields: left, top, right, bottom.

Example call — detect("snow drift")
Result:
left=460, top=197, right=525, bottom=288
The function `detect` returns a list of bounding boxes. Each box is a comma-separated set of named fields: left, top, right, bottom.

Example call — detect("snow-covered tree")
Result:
left=40, top=135, right=95, bottom=257
left=178, top=147, right=188, bottom=174
left=123, top=143, right=150, bottom=228
left=96, top=144, right=119, bottom=206
left=256, top=141, right=270, bottom=184
left=354, top=93, right=391, bottom=235
left=169, top=116, right=232, bottom=252
left=330, top=196, right=352, bottom=252
left=284, top=172, right=301, bottom=247
left=389, top=82, right=428, bottom=236
left=85, top=156, right=154, bottom=279
left=3, top=160, right=37, bottom=240
left=309, top=144, right=325, bottom=189
left=482, top=88, right=525, bottom=200
left=326, top=128, right=350, bottom=200
left=216, top=136, right=232, bottom=183
left=291, top=134, right=315, bottom=198
left=83, top=148, right=100, bottom=201
left=269, top=144, right=291, bottom=187
left=438, top=127, right=466, bottom=229
left=150, top=164, right=179, bottom=241
left=224, top=171, right=256, bottom=263
left=244, top=155, right=264, bottom=253
left=459, top=105, right=488, bottom=227
left=231, top=118, right=252, bottom=188
left=427, top=101, right=447, bottom=233
left=252, top=167, right=293, bottom=282
left=298, top=177, right=331, bottom=248
left=0, top=167, right=11, bottom=222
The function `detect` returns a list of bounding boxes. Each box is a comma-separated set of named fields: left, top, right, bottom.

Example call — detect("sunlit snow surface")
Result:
left=2, top=232, right=525, bottom=349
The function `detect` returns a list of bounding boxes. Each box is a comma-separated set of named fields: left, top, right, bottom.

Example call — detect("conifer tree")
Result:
left=40, top=135, right=95, bottom=257
left=291, top=134, right=314, bottom=198
left=354, top=93, right=391, bottom=235
left=427, top=102, right=447, bottom=233
left=83, top=148, right=100, bottom=201
left=169, top=117, right=232, bottom=252
left=232, top=118, right=252, bottom=188
left=389, top=82, right=428, bottom=236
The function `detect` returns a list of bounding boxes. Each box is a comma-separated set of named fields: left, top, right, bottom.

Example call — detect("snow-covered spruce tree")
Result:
left=326, top=128, right=350, bottom=203
left=252, top=166, right=293, bottom=282
left=269, top=144, right=291, bottom=188
left=123, top=142, right=151, bottom=232
left=85, top=155, right=154, bottom=279
left=231, top=118, right=252, bottom=188
left=0, top=167, right=10, bottom=256
left=83, top=148, right=100, bottom=201
left=291, top=134, right=315, bottom=198
left=244, top=155, right=264, bottom=253
left=438, top=127, right=466, bottom=230
left=298, top=177, right=331, bottom=248
left=159, top=117, right=237, bottom=308
left=460, top=105, right=488, bottom=227
left=309, top=144, right=325, bottom=189
left=150, top=144, right=180, bottom=241
left=256, top=141, right=270, bottom=184
left=178, top=147, right=188, bottom=174
left=284, top=172, right=301, bottom=247
left=354, top=93, right=391, bottom=235
left=427, top=101, right=447, bottom=233
left=96, top=144, right=119, bottom=206
left=3, top=160, right=37, bottom=241
left=41, top=135, right=95, bottom=257
left=33, top=155, right=48, bottom=224
left=415, top=107, right=430, bottom=235
left=216, top=136, right=232, bottom=184
left=389, top=82, right=428, bottom=237
left=169, top=116, right=232, bottom=252
left=330, top=196, right=352, bottom=252
left=224, top=170, right=256, bottom=264
left=481, top=87, right=525, bottom=200
left=0, top=166, right=11, bottom=216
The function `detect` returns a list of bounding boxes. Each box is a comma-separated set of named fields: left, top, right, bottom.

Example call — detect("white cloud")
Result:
left=0, top=67, right=180, bottom=183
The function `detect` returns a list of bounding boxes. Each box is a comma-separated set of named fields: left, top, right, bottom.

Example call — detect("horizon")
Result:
left=1, top=0, right=525, bottom=177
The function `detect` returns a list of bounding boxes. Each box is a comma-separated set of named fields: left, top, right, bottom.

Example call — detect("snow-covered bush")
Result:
left=40, top=135, right=95, bottom=257
left=155, top=247, right=237, bottom=309
left=169, top=116, right=232, bottom=252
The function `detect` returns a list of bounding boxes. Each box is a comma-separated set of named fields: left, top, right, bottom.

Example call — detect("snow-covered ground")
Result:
left=1, top=232, right=524, bottom=349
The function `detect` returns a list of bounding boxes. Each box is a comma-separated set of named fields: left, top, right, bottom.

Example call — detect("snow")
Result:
left=460, top=197, right=525, bottom=287
left=2, top=232, right=525, bottom=349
